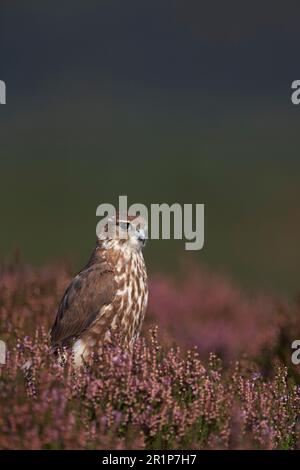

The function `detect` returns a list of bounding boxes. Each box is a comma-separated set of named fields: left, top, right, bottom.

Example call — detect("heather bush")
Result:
left=149, top=267, right=300, bottom=371
left=0, top=261, right=300, bottom=449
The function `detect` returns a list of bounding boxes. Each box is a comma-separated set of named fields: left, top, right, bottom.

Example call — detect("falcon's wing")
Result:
left=50, top=265, right=116, bottom=347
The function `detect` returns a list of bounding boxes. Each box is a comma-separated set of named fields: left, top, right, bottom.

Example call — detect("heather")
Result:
left=0, top=261, right=300, bottom=449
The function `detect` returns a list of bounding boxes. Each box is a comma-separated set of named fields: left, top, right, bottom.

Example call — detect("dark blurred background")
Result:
left=1, top=1, right=300, bottom=295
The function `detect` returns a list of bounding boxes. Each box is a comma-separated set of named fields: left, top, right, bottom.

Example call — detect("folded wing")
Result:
left=50, top=265, right=116, bottom=347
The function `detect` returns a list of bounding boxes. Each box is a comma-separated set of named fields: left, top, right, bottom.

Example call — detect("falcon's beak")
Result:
left=137, top=229, right=146, bottom=247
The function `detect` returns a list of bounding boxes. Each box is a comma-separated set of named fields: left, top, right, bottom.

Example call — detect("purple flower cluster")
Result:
left=148, top=266, right=300, bottom=365
left=0, top=262, right=300, bottom=449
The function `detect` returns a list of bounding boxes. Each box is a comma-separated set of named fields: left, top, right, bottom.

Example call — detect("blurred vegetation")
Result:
left=1, top=92, right=300, bottom=295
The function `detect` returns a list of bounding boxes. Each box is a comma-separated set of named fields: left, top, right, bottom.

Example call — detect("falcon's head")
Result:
left=98, top=214, right=147, bottom=251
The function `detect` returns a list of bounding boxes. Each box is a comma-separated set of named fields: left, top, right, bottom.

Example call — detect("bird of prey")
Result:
left=50, top=214, right=148, bottom=365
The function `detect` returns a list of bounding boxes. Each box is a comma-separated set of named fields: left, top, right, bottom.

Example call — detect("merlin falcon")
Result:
left=50, top=214, right=148, bottom=365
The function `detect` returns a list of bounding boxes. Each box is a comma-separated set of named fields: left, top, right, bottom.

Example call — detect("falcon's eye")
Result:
left=119, top=221, right=131, bottom=231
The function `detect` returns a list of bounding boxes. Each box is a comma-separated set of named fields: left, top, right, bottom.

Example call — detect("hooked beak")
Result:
left=137, top=228, right=146, bottom=247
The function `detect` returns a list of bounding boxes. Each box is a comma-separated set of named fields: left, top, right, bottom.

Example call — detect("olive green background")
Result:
left=1, top=1, right=300, bottom=294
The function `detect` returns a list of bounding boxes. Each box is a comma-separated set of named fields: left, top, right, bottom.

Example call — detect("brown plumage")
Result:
left=50, top=214, right=148, bottom=365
